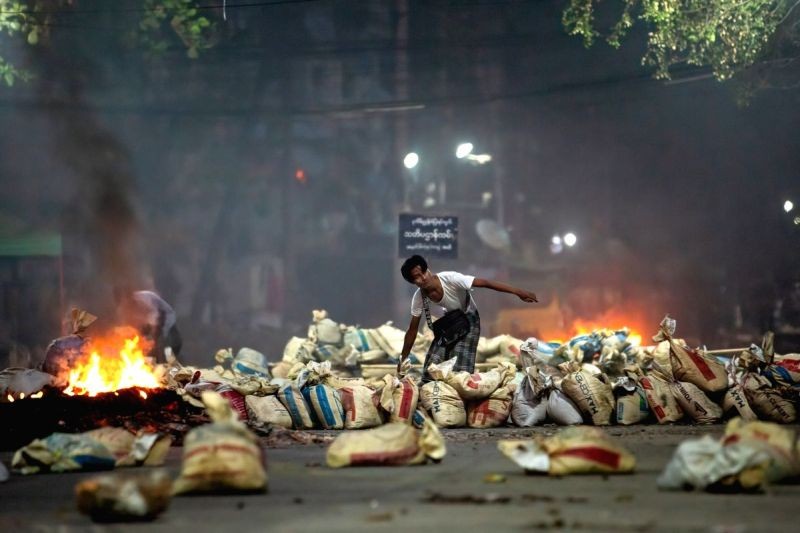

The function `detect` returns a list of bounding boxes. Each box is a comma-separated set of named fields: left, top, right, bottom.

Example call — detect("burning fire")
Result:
left=63, top=328, right=161, bottom=396
left=541, top=309, right=648, bottom=347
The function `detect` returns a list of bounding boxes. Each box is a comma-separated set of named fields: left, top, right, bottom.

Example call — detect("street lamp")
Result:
left=455, top=143, right=474, bottom=159
left=403, top=152, right=419, bottom=169
left=784, top=200, right=794, bottom=213
left=564, top=233, right=577, bottom=247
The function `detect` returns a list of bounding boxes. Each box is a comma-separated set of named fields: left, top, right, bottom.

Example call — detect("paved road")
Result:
left=1, top=425, right=797, bottom=532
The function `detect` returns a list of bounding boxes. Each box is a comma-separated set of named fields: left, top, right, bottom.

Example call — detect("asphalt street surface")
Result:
left=1, top=425, right=798, bottom=532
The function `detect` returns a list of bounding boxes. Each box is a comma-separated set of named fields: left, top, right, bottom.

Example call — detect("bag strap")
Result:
left=422, top=294, right=434, bottom=330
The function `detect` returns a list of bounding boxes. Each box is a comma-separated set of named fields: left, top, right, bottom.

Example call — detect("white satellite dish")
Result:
left=475, top=219, right=511, bottom=250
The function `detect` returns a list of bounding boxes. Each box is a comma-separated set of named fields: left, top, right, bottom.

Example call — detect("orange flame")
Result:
left=541, top=309, right=648, bottom=347
left=62, top=328, right=161, bottom=396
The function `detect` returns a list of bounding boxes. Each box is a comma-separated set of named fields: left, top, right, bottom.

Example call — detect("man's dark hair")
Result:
left=401, top=255, right=428, bottom=283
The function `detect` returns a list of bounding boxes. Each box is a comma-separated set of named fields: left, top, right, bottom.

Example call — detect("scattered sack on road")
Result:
left=498, top=426, right=636, bottom=475
left=173, top=391, right=267, bottom=494
left=0, top=368, right=56, bottom=400
left=12, top=428, right=169, bottom=475
left=326, top=417, right=446, bottom=468
left=75, top=469, right=172, bottom=523
left=657, top=418, right=800, bottom=492
left=232, top=347, right=271, bottom=379
left=547, top=388, right=585, bottom=425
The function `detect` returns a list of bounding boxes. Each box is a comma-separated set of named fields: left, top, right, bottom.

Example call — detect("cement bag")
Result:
left=446, top=362, right=516, bottom=401
left=419, top=380, right=466, bottom=428
left=640, top=373, right=683, bottom=423
left=613, top=377, right=650, bottom=425
left=511, top=371, right=548, bottom=427
left=343, top=327, right=376, bottom=352
left=560, top=365, right=614, bottom=426
left=658, top=419, right=800, bottom=492
left=276, top=384, right=316, bottom=429
left=498, top=426, right=635, bottom=475
left=379, top=375, right=419, bottom=424
left=308, top=310, right=342, bottom=346
left=232, top=347, right=270, bottom=379
left=173, top=391, right=266, bottom=494
left=547, top=389, right=585, bottom=425
left=478, top=335, right=505, bottom=357
left=668, top=380, right=722, bottom=424
left=654, top=317, right=727, bottom=392
left=245, top=395, right=293, bottom=429
left=742, top=374, right=797, bottom=423
left=370, top=323, right=407, bottom=359
left=326, top=418, right=446, bottom=468
left=339, top=385, right=384, bottom=429
left=467, top=384, right=515, bottom=428
left=498, top=336, right=524, bottom=364
left=359, top=349, right=390, bottom=364
left=763, top=354, right=800, bottom=390
left=84, top=428, right=170, bottom=468
left=306, top=384, right=345, bottom=430
left=722, top=418, right=800, bottom=481
left=722, top=386, right=758, bottom=421
left=282, top=337, right=316, bottom=364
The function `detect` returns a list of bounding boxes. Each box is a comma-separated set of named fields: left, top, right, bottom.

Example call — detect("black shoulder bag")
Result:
left=423, top=292, right=472, bottom=347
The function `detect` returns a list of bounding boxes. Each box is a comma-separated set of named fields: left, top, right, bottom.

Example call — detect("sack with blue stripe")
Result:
left=277, top=384, right=316, bottom=429
left=306, top=384, right=345, bottom=429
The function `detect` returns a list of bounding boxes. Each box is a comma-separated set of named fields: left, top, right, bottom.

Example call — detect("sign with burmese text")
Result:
left=398, top=214, right=458, bottom=259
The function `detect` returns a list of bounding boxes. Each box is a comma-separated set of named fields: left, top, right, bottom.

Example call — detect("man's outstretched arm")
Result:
left=472, top=278, right=538, bottom=303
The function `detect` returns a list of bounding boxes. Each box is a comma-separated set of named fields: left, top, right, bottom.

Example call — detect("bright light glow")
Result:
left=466, top=153, right=492, bottom=165
left=785, top=200, right=794, bottom=213
left=456, top=143, right=474, bottom=159
left=564, top=233, right=577, bottom=247
left=31, top=391, right=43, bottom=399
left=551, top=235, right=562, bottom=245
left=403, top=152, right=419, bottom=169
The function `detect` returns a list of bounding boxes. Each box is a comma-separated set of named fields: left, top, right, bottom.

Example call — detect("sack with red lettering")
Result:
left=338, top=385, right=384, bottom=429
left=379, top=375, right=419, bottom=425
left=722, top=353, right=759, bottom=421
left=467, top=384, right=515, bottom=428
left=653, top=316, right=728, bottom=392
left=498, top=426, right=636, bottom=475
left=446, top=362, right=515, bottom=401
left=639, top=372, right=683, bottom=424
left=560, top=363, right=614, bottom=426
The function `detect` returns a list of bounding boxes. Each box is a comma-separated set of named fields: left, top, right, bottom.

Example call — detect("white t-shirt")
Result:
left=410, top=271, right=477, bottom=318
